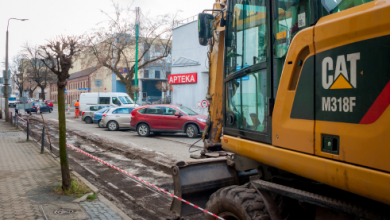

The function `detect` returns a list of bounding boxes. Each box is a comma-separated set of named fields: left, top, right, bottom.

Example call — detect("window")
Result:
left=90, top=106, right=100, bottom=111
left=144, top=70, right=149, bottom=78
left=138, top=108, right=146, bottom=114
left=320, top=0, right=373, bottom=15
left=113, top=108, right=130, bottom=114
left=155, top=44, right=162, bottom=53
left=118, top=96, right=133, bottom=104
left=176, top=106, right=198, bottom=115
left=226, top=70, right=267, bottom=132
left=155, top=71, right=160, bottom=79
left=112, top=97, right=121, bottom=105
left=99, top=97, right=110, bottom=104
left=225, top=0, right=268, bottom=76
left=145, top=107, right=162, bottom=115
left=162, top=107, right=178, bottom=115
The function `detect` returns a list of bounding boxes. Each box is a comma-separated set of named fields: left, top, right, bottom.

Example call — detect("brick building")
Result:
left=50, top=66, right=99, bottom=104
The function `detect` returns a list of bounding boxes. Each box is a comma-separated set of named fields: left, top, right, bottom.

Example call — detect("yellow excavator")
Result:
left=170, top=0, right=390, bottom=219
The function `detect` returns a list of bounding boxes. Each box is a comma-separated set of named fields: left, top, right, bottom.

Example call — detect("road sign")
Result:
left=201, top=100, right=209, bottom=108
left=78, top=88, right=91, bottom=91
left=65, top=89, right=67, bottom=94
left=15, top=93, right=18, bottom=95
left=2, top=70, right=10, bottom=79
left=104, top=87, right=107, bottom=93
left=0, top=77, right=3, bottom=84
left=197, top=101, right=201, bottom=107
left=95, top=79, right=102, bottom=87
left=0, top=86, right=12, bottom=95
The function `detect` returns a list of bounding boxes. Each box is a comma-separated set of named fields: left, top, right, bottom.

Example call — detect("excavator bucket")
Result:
left=170, top=158, right=257, bottom=217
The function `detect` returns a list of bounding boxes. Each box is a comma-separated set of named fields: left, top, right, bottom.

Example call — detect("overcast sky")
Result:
left=0, top=0, right=210, bottom=74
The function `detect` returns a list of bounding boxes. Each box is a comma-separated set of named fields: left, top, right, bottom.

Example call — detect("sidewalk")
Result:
left=0, top=118, right=130, bottom=220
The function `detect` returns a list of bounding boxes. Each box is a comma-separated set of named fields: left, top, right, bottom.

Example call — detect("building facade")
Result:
left=171, top=20, right=209, bottom=115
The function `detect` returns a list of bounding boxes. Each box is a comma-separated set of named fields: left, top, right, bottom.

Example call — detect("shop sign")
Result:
left=168, top=73, right=197, bottom=84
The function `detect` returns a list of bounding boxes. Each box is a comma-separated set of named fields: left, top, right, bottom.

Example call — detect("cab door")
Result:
left=223, top=0, right=272, bottom=144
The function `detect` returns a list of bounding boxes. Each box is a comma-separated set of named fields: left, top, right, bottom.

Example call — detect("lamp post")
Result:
left=5, top=18, right=28, bottom=122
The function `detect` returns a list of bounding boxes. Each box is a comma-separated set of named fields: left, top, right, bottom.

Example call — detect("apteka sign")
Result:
left=168, top=73, right=197, bottom=84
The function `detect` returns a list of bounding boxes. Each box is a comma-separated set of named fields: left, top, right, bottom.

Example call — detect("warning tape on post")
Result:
left=65, top=143, right=225, bottom=220
left=17, top=116, right=28, bottom=125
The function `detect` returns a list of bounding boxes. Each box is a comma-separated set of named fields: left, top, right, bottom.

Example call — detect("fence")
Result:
left=173, top=15, right=197, bottom=28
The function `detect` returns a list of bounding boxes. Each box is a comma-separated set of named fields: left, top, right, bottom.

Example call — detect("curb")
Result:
left=18, top=125, right=132, bottom=220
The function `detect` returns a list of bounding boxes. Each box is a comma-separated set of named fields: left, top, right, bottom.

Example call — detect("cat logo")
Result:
left=322, top=52, right=360, bottom=89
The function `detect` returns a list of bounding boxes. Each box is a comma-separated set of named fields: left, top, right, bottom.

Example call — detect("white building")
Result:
left=171, top=20, right=209, bottom=115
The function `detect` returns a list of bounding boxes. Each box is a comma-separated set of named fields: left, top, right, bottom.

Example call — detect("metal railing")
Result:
left=173, top=15, right=197, bottom=28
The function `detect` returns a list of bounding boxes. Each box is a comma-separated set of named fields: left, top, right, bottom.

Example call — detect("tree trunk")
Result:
left=57, top=86, right=71, bottom=191
left=125, top=83, right=135, bottom=100
left=41, top=87, right=45, bottom=100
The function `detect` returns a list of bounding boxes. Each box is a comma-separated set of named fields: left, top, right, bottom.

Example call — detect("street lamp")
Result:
left=5, top=18, right=28, bottom=122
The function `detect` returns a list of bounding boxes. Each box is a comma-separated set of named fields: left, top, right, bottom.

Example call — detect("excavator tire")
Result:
left=205, top=183, right=271, bottom=220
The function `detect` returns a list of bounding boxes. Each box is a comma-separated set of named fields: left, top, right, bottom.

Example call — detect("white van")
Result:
left=79, top=93, right=138, bottom=113
left=8, top=94, right=17, bottom=107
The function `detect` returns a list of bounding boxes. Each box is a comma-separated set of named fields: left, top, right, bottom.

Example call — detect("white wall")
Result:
left=171, top=21, right=209, bottom=115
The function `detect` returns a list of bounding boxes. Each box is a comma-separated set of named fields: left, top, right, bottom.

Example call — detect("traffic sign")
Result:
left=0, top=86, right=12, bottom=95
left=95, top=79, right=102, bottom=87
left=201, top=100, right=209, bottom=108
left=65, top=89, right=67, bottom=94
left=197, top=101, right=201, bottom=107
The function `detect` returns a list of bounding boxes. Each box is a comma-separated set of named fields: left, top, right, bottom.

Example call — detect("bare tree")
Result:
left=23, top=44, right=56, bottom=100
left=155, top=81, right=171, bottom=104
left=39, top=35, right=82, bottom=191
left=82, top=1, right=174, bottom=98
left=10, top=55, right=26, bottom=98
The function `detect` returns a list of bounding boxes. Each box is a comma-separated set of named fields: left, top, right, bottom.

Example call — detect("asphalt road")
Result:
left=13, top=104, right=203, bottom=163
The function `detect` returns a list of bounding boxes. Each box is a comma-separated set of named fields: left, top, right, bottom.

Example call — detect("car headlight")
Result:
left=197, top=118, right=207, bottom=123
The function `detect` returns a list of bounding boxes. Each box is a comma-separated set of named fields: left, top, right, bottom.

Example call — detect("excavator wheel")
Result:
left=205, top=183, right=271, bottom=220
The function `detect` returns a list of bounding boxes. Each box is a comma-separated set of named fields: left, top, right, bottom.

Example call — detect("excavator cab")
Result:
left=172, top=0, right=390, bottom=219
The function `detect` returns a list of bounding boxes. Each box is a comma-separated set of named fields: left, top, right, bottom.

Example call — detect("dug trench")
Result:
left=17, top=116, right=203, bottom=220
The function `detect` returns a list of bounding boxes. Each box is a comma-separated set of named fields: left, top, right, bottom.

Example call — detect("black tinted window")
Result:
left=99, top=97, right=110, bottom=104
left=146, top=107, right=161, bottom=115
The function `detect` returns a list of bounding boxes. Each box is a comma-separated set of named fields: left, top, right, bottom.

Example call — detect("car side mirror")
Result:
left=198, top=13, right=214, bottom=46
left=174, top=112, right=181, bottom=117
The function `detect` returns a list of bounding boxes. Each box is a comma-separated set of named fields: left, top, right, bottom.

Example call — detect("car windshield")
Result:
left=118, top=96, right=133, bottom=104
left=176, top=106, right=198, bottom=115
left=9, top=98, right=16, bottom=101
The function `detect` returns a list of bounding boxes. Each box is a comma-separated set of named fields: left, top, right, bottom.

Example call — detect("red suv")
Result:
left=44, top=100, right=54, bottom=110
left=130, top=104, right=207, bottom=138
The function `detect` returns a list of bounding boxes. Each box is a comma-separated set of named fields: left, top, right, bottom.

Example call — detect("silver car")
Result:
left=82, top=105, right=113, bottom=124
left=102, top=107, right=135, bottom=131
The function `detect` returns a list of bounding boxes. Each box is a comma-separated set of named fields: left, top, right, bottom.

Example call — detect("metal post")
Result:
left=5, top=30, right=9, bottom=122
left=16, top=115, right=18, bottom=128
left=27, top=119, right=29, bottom=141
left=41, top=125, right=45, bottom=153
left=10, top=112, right=12, bottom=125
left=135, top=7, right=140, bottom=105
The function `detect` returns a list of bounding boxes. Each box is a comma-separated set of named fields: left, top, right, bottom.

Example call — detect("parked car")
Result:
left=82, top=105, right=112, bottom=124
left=79, top=92, right=138, bottom=115
left=93, top=107, right=111, bottom=128
left=130, top=104, right=207, bottom=138
left=25, top=102, right=52, bottom=114
left=8, top=95, right=17, bottom=107
left=44, top=100, right=54, bottom=110
left=101, top=107, right=135, bottom=131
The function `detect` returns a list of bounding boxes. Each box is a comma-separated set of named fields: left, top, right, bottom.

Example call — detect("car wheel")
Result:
left=84, top=117, right=93, bottom=124
left=107, top=121, right=119, bottom=131
left=186, top=124, right=199, bottom=138
left=98, top=120, right=104, bottom=128
left=137, top=123, right=150, bottom=137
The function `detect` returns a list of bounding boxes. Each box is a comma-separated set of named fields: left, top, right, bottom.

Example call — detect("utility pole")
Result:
left=135, top=7, right=140, bottom=105
left=5, top=18, right=28, bottom=121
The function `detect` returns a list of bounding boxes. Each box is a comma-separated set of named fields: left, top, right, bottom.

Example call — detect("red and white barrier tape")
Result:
left=17, top=116, right=28, bottom=125
left=65, top=142, right=224, bottom=220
